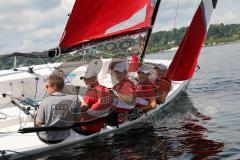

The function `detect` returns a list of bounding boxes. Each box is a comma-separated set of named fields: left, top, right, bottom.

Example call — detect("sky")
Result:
left=0, top=0, right=239, bottom=54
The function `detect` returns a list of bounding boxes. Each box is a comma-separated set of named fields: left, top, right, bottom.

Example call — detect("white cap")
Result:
left=80, top=59, right=102, bottom=79
left=154, top=63, right=167, bottom=71
left=137, top=66, right=150, bottom=74
left=80, top=68, right=97, bottom=79
left=113, top=62, right=129, bottom=73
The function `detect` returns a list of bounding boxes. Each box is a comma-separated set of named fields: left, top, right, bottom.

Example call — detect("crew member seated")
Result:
left=77, top=67, right=113, bottom=135
left=113, top=62, right=135, bottom=111
left=107, top=61, right=135, bottom=125
left=134, top=66, right=156, bottom=112
left=35, top=74, right=80, bottom=144
left=154, top=64, right=171, bottom=104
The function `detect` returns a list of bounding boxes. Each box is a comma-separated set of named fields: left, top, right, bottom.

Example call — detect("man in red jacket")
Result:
left=134, top=66, right=156, bottom=112
left=107, top=61, right=136, bottom=125
left=77, top=62, right=112, bottom=135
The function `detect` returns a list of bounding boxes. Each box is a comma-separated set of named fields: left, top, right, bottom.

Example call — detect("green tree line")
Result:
left=147, top=23, right=240, bottom=53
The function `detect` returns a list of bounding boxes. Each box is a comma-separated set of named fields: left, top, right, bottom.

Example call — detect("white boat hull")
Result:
left=0, top=59, right=190, bottom=160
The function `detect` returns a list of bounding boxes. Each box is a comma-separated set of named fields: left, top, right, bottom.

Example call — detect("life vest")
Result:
left=155, top=78, right=171, bottom=94
left=154, top=78, right=171, bottom=104
left=133, top=80, right=156, bottom=108
left=81, top=85, right=112, bottom=133
left=113, top=78, right=135, bottom=113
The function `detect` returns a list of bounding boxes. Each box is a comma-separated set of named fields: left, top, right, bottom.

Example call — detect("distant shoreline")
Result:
left=147, top=23, right=240, bottom=54
left=203, top=40, right=240, bottom=48
left=148, top=40, right=240, bottom=54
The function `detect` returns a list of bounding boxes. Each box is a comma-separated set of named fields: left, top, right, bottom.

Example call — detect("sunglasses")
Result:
left=45, top=84, right=53, bottom=89
left=45, top=84, right=49, bottom=89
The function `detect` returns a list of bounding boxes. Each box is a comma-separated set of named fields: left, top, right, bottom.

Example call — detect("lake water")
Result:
left=30, top=43, right=240, bottom=160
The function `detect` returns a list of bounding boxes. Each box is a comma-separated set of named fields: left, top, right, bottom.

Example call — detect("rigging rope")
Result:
left=171, top=0, right=180, bottom=42
left=168, top=0, right=202, bottom=78
left=19, top=110, right=23, bottom=129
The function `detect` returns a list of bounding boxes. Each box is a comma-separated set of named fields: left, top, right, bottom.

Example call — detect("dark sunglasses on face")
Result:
left=45, top=85, right=49, bottom=89
left=45, top=84, right=54, bottom=89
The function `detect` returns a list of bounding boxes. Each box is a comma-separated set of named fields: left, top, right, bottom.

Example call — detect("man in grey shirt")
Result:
left=36, top=74, right=80, bottom=143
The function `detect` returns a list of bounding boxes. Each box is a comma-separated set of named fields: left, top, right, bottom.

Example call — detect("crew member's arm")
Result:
left=157, top=93, right=167, bottom=104
left=35, top=119, right=43, bottom=127
left=156, top=80, right=171, bottom=104
left=79, top=101, right=96, bottom=122
left=138, top=97, right=156, bottom=112
left=35, top=103, right=45, bottom=127
left=118, top=93, right=134, bottom=103
left=117, top=82, right=135, bottom=104
left=80, top=90, right=94, bottom=112
left=80, top=101, right=90, bottom=112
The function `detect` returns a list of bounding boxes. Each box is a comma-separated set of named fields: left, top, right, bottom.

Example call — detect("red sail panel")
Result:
left=60, top=0, right=155, bottom=49
left=166, top=5, right=207, bottom=81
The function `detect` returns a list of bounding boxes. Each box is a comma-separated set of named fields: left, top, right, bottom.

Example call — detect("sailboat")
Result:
left=0, top=0, right=218, bottom=159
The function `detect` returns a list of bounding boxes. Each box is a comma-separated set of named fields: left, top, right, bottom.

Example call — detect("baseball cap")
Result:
left=113, top=62, right=129, bottom=73
left=154, top=63, right=167, bottom=71
left=80, top=68, right=97, bottom=79
left=137, top=66, right=150, bottom=74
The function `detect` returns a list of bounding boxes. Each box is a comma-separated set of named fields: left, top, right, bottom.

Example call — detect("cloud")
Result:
left=0, top=0, right=59, bottom=12
left=153, top=0, right=199, bottom=31
left=211, top=0, right=240, bottom=24
left=0, top=0, right=74, bottom=53
left=154, top=0, right=240, bottom=31
left=0, top=0, right=239, bottom=54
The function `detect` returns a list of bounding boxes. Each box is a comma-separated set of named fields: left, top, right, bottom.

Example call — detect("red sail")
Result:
left=59, top=0, right=155, bottom=49
left=166, top=0, right=217, bottom=81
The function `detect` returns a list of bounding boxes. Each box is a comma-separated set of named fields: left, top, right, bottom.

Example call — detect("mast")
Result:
left=140, top=0, right=161, bottom=61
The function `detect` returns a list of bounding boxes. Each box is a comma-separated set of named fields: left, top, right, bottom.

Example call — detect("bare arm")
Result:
left=35, top=102, right=45, bottom=127
left=117, top=82, right=135, bottom=103
left=35, top=118, right=44, bottom=127
left=139, top=97, right=156, bottom=112
left=118, top=93, right=134, bottom=104
left=80, top=101, right=90, bottom=112
left=156, top=92, right=167, bottom=104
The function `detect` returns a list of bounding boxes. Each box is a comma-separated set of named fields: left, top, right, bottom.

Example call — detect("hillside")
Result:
left=147, top=23, right=240, bottom=52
